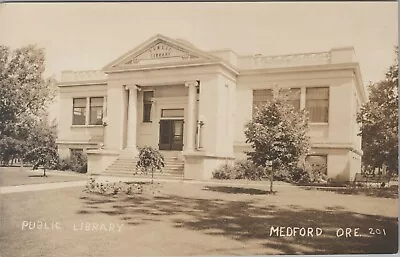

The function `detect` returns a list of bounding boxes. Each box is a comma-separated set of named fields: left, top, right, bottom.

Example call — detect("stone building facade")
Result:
left=57, top=34, right=366, bottom=181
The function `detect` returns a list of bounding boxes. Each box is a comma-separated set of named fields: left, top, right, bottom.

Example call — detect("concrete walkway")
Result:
left=0, top=180, right=87, bottom=194
left=0, top=174, right=293, bottom=194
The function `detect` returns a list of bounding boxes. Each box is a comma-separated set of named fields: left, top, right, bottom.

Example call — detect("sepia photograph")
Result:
left=0, top=2, right=398, bottom=256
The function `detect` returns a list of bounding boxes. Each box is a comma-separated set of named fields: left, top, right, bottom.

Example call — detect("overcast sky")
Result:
left=0, top=2, right=397, bottom=84
left=0, top=2, right=398, bottom=83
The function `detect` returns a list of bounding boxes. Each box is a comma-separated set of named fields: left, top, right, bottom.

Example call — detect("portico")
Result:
left=82, top=35, right=237, bottom=179
left=112, top=80, right=200, bottom=155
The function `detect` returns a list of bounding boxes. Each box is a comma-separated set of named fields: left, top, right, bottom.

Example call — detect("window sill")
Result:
left=71, top=125, right=104, bottom=128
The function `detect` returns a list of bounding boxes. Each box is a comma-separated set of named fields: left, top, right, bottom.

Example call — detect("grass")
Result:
left=0, top=167, right=87, bottom=187
left=0, top=175, right=398, bottom=256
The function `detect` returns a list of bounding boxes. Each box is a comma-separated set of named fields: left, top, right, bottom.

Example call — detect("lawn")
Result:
left=0, top=167, right=87, bottom=187
left=303, top=185, right=399, bottom=199
left=0, top=176, right=398, bottom=256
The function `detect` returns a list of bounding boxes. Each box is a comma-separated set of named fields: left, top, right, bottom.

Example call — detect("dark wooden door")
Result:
left=159, top=120, right=184, bottom=151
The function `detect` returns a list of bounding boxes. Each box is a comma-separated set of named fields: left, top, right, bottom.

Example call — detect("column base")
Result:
left=86, top=149, right=119, bottom=175
left=121, top=147, right=139, bottom=158
left=182, top=151, right=235, bottom=180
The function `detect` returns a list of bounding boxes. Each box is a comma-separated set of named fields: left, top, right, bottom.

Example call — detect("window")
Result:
left=72, top=98, right=86, bottom=125
left=306, top=155, right=328, bottom=175
left=286, top=88, right=301, bottom=111
left=253, top=88, right=300, bottom=111
left=89, top=97, right=104, bottom=125
left=253, top=89, right=273, bottom=110
left=306, top=87, right=329, bottom=123
left=143, top=91, right=153, bottom=122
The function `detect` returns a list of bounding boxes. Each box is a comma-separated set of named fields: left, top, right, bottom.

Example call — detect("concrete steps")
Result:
left=104, top=154, right=184, bottom=179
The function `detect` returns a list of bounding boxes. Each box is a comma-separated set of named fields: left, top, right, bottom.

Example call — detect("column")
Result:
left=300, top=87, right=306, bottom=109
left=85, top=97, right=90, bottom=125
left=126, top=85, right=139, bottom=153
left=185, top=81, right=198, bottom=152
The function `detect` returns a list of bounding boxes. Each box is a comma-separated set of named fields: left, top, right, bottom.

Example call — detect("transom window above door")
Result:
left=161, top=109, right=184, bottom=118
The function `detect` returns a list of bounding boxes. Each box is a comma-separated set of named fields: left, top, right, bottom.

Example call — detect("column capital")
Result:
left=124, top=84, right=141, bottom=91
left=185, top=80, right=199, bottom=88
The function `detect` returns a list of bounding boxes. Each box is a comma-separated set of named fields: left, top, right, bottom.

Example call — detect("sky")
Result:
left=0, top=2, right=398, bottom=119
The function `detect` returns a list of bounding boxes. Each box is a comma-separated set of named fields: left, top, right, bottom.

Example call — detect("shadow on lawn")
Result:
left=304, top=186, right=399, bottom=199
left=78, top=191, right=398, bottom=255
left=204, top=186, right=275, bottom=195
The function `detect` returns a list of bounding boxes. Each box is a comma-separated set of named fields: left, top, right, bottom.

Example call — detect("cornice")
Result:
left=56, top=140, right=101, bottom=145
left=58, top=80, right=107, bottom=87
left=234, top=142, right=362, bottom=156
left=104, top=60, right=238, bottom=75
left=238, top=62, right=360, bottom=76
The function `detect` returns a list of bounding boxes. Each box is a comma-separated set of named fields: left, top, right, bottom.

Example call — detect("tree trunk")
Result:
left=269, top=168, right=274, bottom=193
left=151, top=168, right=154, bottom=184
left=43, top=168, right=47, bottom=177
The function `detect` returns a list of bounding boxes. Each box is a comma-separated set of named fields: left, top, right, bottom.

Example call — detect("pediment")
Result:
left=124, top=41, right=201, bottom=65
left=103, top=35, right=218, bottom=70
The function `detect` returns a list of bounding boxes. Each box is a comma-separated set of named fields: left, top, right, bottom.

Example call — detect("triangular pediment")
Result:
left=123, top=41, right=201, bottom=65
left=103, top=34, right=218, bottom=70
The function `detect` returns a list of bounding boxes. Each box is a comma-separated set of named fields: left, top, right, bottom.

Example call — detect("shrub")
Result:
left=212, top=158, right=330, bottom=185
left=70, top=152, right=87, bottom=173
left=213, top=159, right=267, bottom=180
left=273, top=168, right=292, bottom=182
left=136, top=146, right=165, bottom=183
left=83, top=178, right=143, bottom=195
left=126, top=183, right=144, bottom=195
left=58, top=157, right=72, bottom=171
left=289, top=166, right=311, bottom=184
left=234, top=159, right=267, bottom=180
left=55, top=153, right=87, bottom=173
left=213, top=164, right=235, bottom=180
left=288, top=163, right=328, bottom=185
left=308, top=169, right=328, bottom=184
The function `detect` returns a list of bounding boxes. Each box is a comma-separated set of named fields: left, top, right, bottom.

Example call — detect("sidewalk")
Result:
left=92, top=175, right=294, bottom=188
left=0, top=173, right=293, bottom=194
left=0, top=180, right=87, bottom=194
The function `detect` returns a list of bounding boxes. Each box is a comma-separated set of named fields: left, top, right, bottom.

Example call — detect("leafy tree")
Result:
left=26, top=113, right=58, bottom=150
left=136, top=146, right=165, bottom=183
left=245, top=88, right=310, bottom=192
left=24, top=147, right=58, bottom=177
left=0, top=45, right=57, bottom=164
left=0, top=45, right=56, bottom=124
left=357, top=46, right=398, bottom=176
left=0, top=136, right=23, bottom=165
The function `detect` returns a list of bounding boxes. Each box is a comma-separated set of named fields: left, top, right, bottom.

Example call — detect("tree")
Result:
left=357, top=46, right=398, bottom=176
left=245, top=88, right=310, bottom=192
left=24, top=147, right=58, bottom=177
left=136, top=146, right=165, bottom=184
left=0, top=136, right=23, bottom=166
left=0, top=45, right=57, bottom=164
left=0, top=45, right=56, bottom=124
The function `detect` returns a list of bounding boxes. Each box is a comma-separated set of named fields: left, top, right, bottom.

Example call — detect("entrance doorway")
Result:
left=159, top=120, right=184, bottom=150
